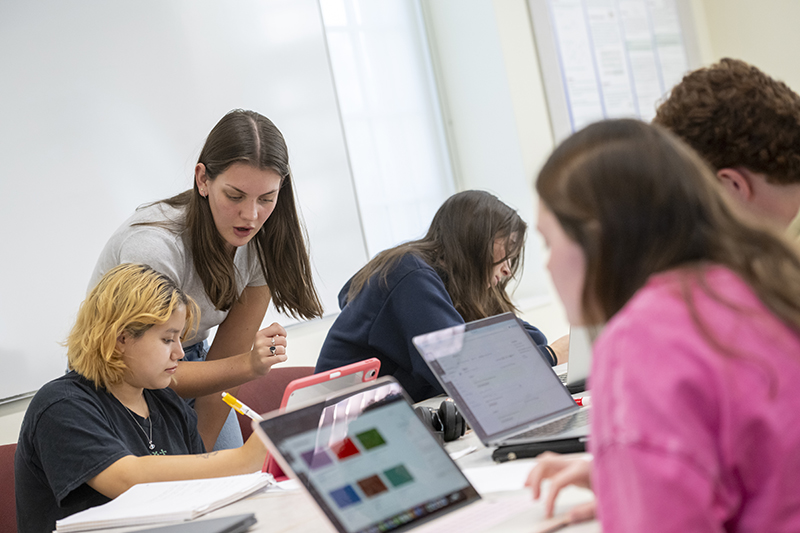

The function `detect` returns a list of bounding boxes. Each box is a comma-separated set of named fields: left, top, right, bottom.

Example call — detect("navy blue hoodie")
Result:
left=315, top=254, right=551, bottom=402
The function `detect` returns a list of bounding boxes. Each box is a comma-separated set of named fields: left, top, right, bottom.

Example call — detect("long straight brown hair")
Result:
left=144, top=109, right=323, bottom=319
left=536, top=119, right=800, bottom=334
left=348, top=190, right=526, bottom=322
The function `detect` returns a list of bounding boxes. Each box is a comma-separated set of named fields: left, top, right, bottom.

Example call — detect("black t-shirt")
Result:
left=15, top=371, right=205, bottom=533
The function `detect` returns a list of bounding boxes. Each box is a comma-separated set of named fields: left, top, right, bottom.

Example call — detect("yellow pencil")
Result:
left=221, top=392, right=264, bottom=422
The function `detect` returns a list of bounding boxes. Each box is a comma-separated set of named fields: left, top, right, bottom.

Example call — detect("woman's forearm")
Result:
left=170, top=356, right=253, bottom=398
left=87, top=434, right=267, bottom=499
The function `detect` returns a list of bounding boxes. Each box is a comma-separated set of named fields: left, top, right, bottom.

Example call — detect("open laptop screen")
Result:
left=413, top=313, right=577, bottom=443
left=257, top=379, right=480, bottom=533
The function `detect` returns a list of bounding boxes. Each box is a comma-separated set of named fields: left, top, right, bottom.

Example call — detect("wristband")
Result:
left=544, top=344, right=557, bottom=365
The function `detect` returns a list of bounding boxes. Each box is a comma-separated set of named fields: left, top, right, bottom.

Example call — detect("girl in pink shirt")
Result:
left=527, top=119, right=800, bottom=532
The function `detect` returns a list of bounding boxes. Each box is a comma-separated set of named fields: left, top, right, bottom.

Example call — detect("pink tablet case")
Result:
left=263, top=358, right=381, bottom=480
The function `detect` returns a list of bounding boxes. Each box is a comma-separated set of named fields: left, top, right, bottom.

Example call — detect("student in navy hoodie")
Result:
left=315, top=190, right=564, bottom=402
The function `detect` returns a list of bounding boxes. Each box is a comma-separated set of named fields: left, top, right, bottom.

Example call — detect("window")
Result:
left=321, top=0, right=455, bottom=257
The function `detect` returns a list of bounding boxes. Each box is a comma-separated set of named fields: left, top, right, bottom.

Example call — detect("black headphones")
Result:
left=414, top=399, right=466, bottom=442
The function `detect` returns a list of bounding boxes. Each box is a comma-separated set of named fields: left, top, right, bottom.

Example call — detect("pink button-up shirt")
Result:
left=591, top=266, right=800, bottom=532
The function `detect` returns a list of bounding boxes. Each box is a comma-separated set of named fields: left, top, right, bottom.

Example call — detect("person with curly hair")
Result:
left=653, top=58, right=800, bottom=237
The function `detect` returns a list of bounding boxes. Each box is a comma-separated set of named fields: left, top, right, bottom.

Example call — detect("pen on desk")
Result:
left=575, top=396, right=591, bottom=407
left=221, top=392, right=264, bottom=422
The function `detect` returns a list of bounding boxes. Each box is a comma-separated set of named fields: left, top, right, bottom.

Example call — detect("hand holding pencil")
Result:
left=223, top=392, right=270, bottom=467
left=222, top=392, right=264, bottom=422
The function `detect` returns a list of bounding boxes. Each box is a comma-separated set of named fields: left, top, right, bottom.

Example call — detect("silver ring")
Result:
left=271, top=336, right=276, bottom=346
left=270, top=346, right=277, bottom=355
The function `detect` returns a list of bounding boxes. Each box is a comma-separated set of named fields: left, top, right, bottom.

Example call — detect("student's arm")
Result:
left=520, top=320, right=567, bottom=365
left=374, top=267, right=466, bottom=399
left=520, top=319, right=548, bottom=346
left=526, top=452, right=595, bottom=522
left=206, top=284, right=273, bottom=363
left=86, top=432, right=267, bottom=499
left=188, top=285, right=287, bottom=450
left=548, top=334, right=570, bottom=365
left=170, top=285, right=278, bottom=398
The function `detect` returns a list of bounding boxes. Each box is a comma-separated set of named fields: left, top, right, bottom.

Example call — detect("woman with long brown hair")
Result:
left=526, top=119, right=800, bottom=531
left=90, top=109, right=323, bottom=450
left=315, top=190, right=562, bottom=402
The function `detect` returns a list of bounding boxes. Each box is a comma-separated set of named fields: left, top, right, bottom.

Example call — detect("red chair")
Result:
left=234, top=366, right=314, bottom=441
left=1, top=442, right=17, bottom=533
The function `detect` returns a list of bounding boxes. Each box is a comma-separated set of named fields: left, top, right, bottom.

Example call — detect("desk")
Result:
left=90, top=431, right=599, bottom=533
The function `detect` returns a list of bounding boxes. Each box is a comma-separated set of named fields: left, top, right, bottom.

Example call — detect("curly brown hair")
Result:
left=654, top=58, right=800, bottom=185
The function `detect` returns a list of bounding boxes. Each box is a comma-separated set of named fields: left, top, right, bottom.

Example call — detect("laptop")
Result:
left=412, top=313, right=590, bottom=447
left=253, top=377, right=539, bottom=533
left=564, top=326, right=594, bottom=394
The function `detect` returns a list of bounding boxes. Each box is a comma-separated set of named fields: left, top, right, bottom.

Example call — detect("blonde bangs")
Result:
left=67, top=264, right=197, bottom=389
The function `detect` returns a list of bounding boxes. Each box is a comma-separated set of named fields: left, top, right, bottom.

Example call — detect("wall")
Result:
left=695, top=0, right=800, bottom=90
left=421, top=0, right=555, bottom=309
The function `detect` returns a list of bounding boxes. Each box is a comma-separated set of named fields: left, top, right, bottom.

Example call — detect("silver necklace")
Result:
left=123, top=404, right=155, bottom=450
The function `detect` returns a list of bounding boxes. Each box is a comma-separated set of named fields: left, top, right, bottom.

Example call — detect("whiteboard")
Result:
left=0, top=0, right=367, bottom=400
left=528, top=0, right=703, bottom=142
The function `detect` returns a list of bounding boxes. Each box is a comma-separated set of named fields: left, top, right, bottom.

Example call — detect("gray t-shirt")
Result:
left=89, top=203, right=267, bottom=346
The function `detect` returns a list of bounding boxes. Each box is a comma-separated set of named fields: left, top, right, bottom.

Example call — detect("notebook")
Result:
left=55, top=473, right=272, bottom=532
left=412, top=313, right=590, bottom=447
left=253, top=377, right=541, bottom=533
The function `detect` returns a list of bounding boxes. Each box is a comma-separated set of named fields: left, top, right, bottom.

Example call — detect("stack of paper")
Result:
left=56, top=472, right=273, bottom=532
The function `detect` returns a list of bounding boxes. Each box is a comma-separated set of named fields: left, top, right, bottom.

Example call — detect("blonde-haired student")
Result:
left=15, top=264, right=269, bottom=533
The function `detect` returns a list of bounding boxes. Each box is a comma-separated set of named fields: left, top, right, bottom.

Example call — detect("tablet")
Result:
left=265, top=358, right=381, bottom=480
left=280, top=358, right=381, bottom=410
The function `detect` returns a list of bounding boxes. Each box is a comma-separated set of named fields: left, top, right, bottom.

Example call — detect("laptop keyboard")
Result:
left=510, top=408, right=590, bottom=440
